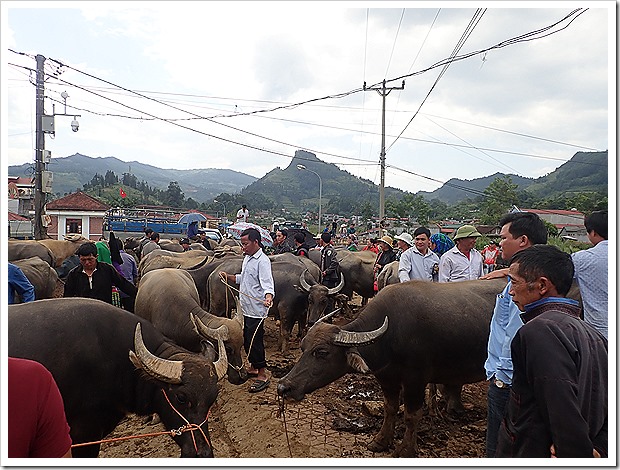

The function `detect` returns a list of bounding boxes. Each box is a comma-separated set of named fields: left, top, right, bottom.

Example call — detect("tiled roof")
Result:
left=8, top=176, right=34, bottom=185
left=46, top=191, right=110, bottom=211
left=8, top=211, right=29, bottom=221
left=521, top=208, right=585, bottom=217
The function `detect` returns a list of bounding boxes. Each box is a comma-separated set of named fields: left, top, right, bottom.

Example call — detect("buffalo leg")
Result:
left=394, top=382, right=426, bottom=457
left=439, top=383, right=466, bottom=415
left=367, top=381, right=400, bottom=453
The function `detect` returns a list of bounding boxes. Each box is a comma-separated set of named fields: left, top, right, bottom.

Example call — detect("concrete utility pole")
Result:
left=34, top=54, right=47, bottom=240
left=364, top=79, right=405, bottom=237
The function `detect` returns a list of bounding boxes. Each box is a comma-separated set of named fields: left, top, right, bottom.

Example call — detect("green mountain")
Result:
left=241, top=150, right=406, bottom=214
left=418, top=150, right=608, bottom=204
left=7, top=153, right=257, bottom=202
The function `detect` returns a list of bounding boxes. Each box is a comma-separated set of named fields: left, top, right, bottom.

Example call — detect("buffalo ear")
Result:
left=346, top=349, right=370, bottom=373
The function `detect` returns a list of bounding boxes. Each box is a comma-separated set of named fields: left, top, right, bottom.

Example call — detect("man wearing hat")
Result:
left=373, top=235, right=397, bottom=283
left=397, top=227, right=440, bottom=282
left=179, top=238, right=192, bottom=251
left=438, top=224, right=483, bottom=283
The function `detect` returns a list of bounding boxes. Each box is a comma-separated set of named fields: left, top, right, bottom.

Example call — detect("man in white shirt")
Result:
left=438, top=225, right=483, bottom=282
left=397, top=228, right=439, bottom=282
left=236, top=204, right=249, bottom=223
left=220, top=228, right=274, bottom=393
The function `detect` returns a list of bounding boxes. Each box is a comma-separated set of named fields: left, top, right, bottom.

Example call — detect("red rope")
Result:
left=70, top=389, right=212, bottom=454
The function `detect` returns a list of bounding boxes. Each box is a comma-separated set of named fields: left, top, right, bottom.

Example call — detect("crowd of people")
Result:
left=8, top=205, right=608, bottom=459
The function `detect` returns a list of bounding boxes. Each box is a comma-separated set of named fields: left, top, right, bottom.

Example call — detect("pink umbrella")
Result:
left=226, top=222, right=273, bottom=247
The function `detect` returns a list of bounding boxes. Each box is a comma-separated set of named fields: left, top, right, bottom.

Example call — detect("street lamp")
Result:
left=213, top=199, right=226, bottom=222
left=296, top=164, right=322, bottom=232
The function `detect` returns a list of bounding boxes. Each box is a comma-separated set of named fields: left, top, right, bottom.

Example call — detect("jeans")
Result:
left=486, top=380, right=511, bottom=458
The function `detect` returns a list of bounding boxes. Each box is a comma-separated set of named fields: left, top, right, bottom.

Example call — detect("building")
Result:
left=8, top=176, right=35, bottom=217
left=519, top=208, right=588, bottom=243
left=45, top=191, right=110, bottom=240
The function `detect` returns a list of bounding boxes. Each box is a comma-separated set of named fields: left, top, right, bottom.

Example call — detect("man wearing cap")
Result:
left=318, top=232, right=340, bottom=288
left=438, top=225, right=483, bottom=283
left=397, top=227, right=440, bottom=282
left=179, top=238, right=192, bottom=251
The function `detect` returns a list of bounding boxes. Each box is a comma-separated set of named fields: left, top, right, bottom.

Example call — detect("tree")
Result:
left=104, top=170, right=118, bottom=186
left=479, top=176, right=519, bottom=224
left=164, top=181, right=185, bottom=207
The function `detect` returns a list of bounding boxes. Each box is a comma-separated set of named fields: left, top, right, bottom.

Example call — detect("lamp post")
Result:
left=213, top=199, right=226, bottom=222
left=296, top=164, right=322, bottom=232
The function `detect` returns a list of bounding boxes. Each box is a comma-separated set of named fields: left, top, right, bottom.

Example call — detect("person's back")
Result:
left=294, top=232, right=310, bottom=258
left=8, top=357, right=72, bottom=458
left=571, top=210, right=608, bottom=338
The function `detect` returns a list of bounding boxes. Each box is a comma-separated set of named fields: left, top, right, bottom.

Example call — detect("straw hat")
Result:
left=378, top=235, right=393, bottom=246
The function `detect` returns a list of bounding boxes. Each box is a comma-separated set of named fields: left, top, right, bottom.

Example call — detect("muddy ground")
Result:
left=93, top=298, right=490, bottom=460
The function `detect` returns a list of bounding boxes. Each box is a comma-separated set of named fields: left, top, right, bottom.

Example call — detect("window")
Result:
left=66, top=218, right=82, bottom=234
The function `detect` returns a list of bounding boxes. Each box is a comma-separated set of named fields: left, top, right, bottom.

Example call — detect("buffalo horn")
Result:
left=299, top=269, right=316, bottom=292
left=327, top=272, right=345, bottom=295
left=213, top=338, right=228, bottom=381
left=190, top=312, right=230, bottom=341
left=316, top=308, right=341, bottom=324
left=333, top=316, right=389, bottom=346
left=129, top=323, right=184, bottom=384
left=187, top=254, right=213, bottom=271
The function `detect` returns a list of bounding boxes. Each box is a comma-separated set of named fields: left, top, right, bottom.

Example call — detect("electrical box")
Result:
left=42, top=115, right=55, bottom=134
left=43, top=150, right=51, bottom=164
left=42, top=171, right=53, bottom=193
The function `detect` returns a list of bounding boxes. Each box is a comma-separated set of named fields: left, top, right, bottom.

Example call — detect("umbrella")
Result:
left=178, top=212, right=207, bottom=224
left=226, top=222, right=273, bottom=247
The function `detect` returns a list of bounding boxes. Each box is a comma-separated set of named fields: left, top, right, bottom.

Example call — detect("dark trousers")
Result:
left=486, top=380, right=511, bottom=457
left=244, top=316, right=267, bottom=370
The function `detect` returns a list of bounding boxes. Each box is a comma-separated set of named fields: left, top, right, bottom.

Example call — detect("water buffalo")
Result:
left=38, top=234, right=90, bottom=267
left=135, top=268, right=247, bottom=384
left=376, top=260, right=400, bottom=290
left=12, top=256, right=59, bottom=301
left=298, top=270, right=346, bottom=326
left=277, top=278, right=507, bottom=457
left=8, top=298, right=227, bottom=458
left=55, top=254, right=80, bottom=280
left=138, top=249, right=213, bottom=277
left=8, top=240, right=56, bottom=267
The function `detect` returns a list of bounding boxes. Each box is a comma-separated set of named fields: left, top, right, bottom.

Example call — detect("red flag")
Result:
left=120, top=188, right=126, bottom=198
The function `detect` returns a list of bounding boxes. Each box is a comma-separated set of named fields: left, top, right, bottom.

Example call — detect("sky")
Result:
left=2, top=1, right=615, bottom=195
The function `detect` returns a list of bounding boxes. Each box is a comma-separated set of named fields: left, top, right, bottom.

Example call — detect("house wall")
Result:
left=46, top=211, right=106, bottom=240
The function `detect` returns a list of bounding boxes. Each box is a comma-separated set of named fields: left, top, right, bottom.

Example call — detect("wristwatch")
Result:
left=493, top=376, right=509, bottom=389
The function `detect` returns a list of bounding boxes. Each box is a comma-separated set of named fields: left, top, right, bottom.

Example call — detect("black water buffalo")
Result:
left=277, top=278, right=507, bottom=457
left=55, top=254, right=80, bottom=280
left=8, top=298, right=227, bottom=458
left=135, top=268, right=247, bottom=384
left=297, top=269, right=346, bottom=326
left=12, top=256, right=59, bottom=301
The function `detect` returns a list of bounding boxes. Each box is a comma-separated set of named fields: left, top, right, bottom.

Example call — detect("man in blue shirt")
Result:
left=483, top=212, right=547, bottom=457
left=572, top=210, right=608, bottom=338
left=8, top=262, right=35, bottom=304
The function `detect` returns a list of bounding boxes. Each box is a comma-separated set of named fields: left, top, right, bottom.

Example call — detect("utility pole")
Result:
left=364, top=79, right=405, bottom=237
left=34, top=54, right=46, bottom=240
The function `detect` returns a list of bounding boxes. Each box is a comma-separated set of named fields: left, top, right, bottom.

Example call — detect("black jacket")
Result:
left=64, top=261, right=137, bottom=305
left=496, top=299, right=608, bottom=458
left=374, top=248, right=397, bottom=273
left=295, top=243, right=310, bottom=258
left=320, top=245, right=340, bottom=285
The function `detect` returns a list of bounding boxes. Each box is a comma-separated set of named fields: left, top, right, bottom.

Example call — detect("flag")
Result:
left=120, top=188, right=126, bottom=198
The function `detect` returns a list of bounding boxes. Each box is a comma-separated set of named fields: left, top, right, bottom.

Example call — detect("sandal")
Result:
left=248, top=379, right=270, bottom=393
